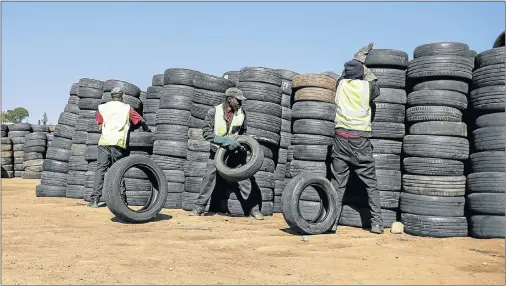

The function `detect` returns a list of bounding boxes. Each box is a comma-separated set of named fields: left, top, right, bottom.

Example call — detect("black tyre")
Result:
left=215, top=135, right=264, bottom=182
left=104, top=155, right=168, bottom=223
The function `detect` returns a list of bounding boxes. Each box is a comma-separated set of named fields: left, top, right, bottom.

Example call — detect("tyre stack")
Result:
left=8, top=123, right=33, bottom=178
left=22, top=128, right=48, bottom=179
left=70, top=78, right=103, bottom=201
left=225, top=67, right=283, bottom=217
left=400, top=42, right=473, bottom=238
left=273, top=69, right=298, bottom=213
left=467, top=46, right=505, bottom=239
left=223, top=71, right=239, bottom=85
left=122, top=132, right=156, bottom=206
left=36, top=83, right=80, bottom=197
left=1, top=126, right=14, bottom=178
left=143, top=74, right=164, bottom=131
left=339, top=49, right=408, bottom=229
left=153, top=68, right=196, bottom=210
left=183, top=72, right=235, bottom=211
left=285, top=74, right=337, bottom=221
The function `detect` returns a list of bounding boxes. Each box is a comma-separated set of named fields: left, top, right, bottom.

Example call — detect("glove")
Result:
left=141, top=121, right=152, bottom=132
left=228, top=140, right=241, bottom=151
left=214, top=135, right=235, bottom=146
left=353, top=42, right=374, bottom=63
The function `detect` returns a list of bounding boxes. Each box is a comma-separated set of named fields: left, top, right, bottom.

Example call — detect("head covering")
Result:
left=343, top=59, right=365, bottom=80
left=225, top=87, right=246, bottom=101
left=111, top=87, right=124, bottom=98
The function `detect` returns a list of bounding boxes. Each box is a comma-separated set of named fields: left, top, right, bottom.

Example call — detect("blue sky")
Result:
left=2, top=1, right=504, bottom=124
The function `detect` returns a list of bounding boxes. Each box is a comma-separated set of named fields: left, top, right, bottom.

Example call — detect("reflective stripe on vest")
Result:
left=98, top=101, right=131, bottom=149
left=334, top=79, right=372, bottom=132
left=213, top=103, right=245, bottom=137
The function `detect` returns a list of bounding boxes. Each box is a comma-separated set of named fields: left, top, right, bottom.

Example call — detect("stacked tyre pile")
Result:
left=8, top=123, right=33, bottom=178
left=223, top=71, right=239, bottom=85
left=143, top=74, right=164, bottom=130
left=285, top=74, right=337, bottom=221
left=466, top=46, right=505, bottom=238
left=152, top=68, right=196, bottom=210
left=46, top=126, right=56, bottom=147
left=339, top=49, right=408, bottom=229
left=230, top=67, right=284, bottom=217
left=122, top=132, right=156, bottom=206
left=22, top=129, right=48, bottom=179
left=36, top=83, right=80, bottom=197
left=273, top=69, right=298, bottom=213
left=400, top=42, right=473, bottom=237
left=72, top=78, right=103, bottom=201
left=1, top=125, right=14, bottom=178
left=184, top=72, right=234, bottom=211
left=101, top=80, right=143, bottom=114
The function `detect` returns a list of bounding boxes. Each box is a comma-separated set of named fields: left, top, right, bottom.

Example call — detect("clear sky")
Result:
left=2, top=1, right=504, bottom=124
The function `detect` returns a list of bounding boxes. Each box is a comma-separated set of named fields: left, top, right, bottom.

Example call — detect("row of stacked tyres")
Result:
left=273, top=69, right=298, bottom=213
left=153, top=69, right=197, bottom=210
left=466, top=46, right=505, bottom=238
left=1, top=125, right=14, bottom=178
left=339, top=49, right=408, bottom=229
left=401, top=42, right=475, bottom=237
left=284, top=74, right=337, bottom=221
left=37, top=82, right=81, bottom=197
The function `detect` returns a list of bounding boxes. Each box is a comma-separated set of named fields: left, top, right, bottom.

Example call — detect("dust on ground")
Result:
left=2, top=179, right=504, bottom=285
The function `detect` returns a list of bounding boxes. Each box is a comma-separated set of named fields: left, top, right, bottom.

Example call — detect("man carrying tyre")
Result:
left=329, top=56, right=384, bottom=234
left=88, top=87, right=152, bottom=208
left=189, top=87, right=264, bottom=220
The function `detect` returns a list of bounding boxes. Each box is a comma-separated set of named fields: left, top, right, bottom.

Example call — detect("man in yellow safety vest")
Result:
left=329, top=59, right=384, bottom=234
left=188, top=87, right=264, bottom=220
left=88, top=87, right=151, bottom=208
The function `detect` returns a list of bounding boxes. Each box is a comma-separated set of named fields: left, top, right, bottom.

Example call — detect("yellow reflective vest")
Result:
left=334, top=79, right=372, bottom=132
left=98, top=101, right=131, bottom=149
left=213, top=103, right=245, bottom=137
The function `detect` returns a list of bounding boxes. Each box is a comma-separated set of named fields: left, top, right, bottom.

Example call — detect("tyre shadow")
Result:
left=279, top=228, right=335, bottom=236
left=110, top=213, right=173, bottom=224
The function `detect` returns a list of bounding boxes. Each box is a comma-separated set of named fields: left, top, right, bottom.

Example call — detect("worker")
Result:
left=329, top=59, right=384, bottom=234
left=188, top=87, right=264, bottom=220
left=88, top=87, right=151, bottom=208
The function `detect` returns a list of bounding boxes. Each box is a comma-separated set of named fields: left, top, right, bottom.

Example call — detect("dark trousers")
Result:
left=329, top=135, right=383, bottom=227
left=196, top=150, right=261, bottom=213
left=91, top=145, right=127, bottom=201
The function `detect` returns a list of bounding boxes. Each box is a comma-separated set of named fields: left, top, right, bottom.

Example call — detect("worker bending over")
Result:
left=88, top=87, right=151, bottom=208
left=329, top=59, right=384, bottom=234
left=189, top=87, right=264, bottom=220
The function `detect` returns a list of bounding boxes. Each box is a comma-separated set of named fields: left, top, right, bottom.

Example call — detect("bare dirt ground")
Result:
left=2, top=178, right=505, bottom=285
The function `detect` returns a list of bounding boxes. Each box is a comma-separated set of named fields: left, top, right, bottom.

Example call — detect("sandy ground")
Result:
left=1, top=178, right=505, bottom=285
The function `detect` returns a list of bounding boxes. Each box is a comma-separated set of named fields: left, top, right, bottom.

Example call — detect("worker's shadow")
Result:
left=110, top=213, right=172, bottom=224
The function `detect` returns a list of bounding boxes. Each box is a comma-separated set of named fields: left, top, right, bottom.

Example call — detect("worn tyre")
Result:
left=215, top=135, right=264, bottom=182
left=104, top=155, right=168, bottom=223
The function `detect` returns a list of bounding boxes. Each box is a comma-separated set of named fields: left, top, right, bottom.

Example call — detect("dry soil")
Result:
left=2, top=179, right=505, bottom=285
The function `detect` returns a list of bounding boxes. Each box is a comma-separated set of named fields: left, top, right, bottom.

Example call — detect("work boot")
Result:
left=370, top=224, right=384, bottom=234
left=249, top=208, right=264, bottom=220
left=87, top=198, right=99, bottom=208
left=189, top=205, right=206, bottom=216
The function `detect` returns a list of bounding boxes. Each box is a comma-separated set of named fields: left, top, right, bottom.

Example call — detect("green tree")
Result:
left=2, top=107, right=29, bottom=123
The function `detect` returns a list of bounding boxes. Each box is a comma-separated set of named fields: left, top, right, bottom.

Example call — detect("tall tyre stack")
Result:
left=467, top=46, right=505, bottom=239
left=153, top=68, right=196, bottom=210
left=183, top=72, right=234, bottom=211
left=400, top=42, right=473, bottom=237
left=143, top=74, right=164, bottom=131
left=1, top=126, right=14, bottom=178
left=273, top=69, right=298, bottom=213
left=71, top=78, right=103, bottom=201
left=8, top=123, right=33, bottom=178
left=22, top=128, right=48, bottom=179
left=122, top=132, right=156, bottom=206
left=223, top=71, right=239, bottom=85
left=338, top=49, right=408, bottom=229
left=36, top=83, right=80, bottom=197
left=286, top=74, right=337, bottom=221
left=226, top=67, right=283, bottom=217
left=46, top=125, right=56, bottom=147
